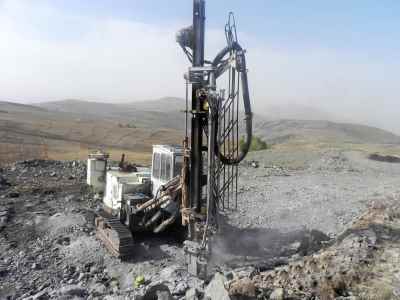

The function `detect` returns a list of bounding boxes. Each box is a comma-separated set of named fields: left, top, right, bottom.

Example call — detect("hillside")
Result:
left=0, top=101, right=48, bottom=114
left=254, top=119, right=400, bottom=145
left=123, top=97, right=187, bottom=112
left=258, top=103, right=339, bottom=122
left=0, top=101, right=182, bottom=164
left=39, top=97, right=186, bottom=114
left=1, top=99, right=400, bottom=164
left=37, top=98, right=186, bottom=130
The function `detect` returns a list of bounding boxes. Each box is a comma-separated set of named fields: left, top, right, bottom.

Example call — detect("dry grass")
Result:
left=0, top=142, right=152, bottom=166
left=0, top=108, right=182, bottom=165
left=273, top=137, right=400, bottom=156
left=48, top=144, right=152, bottom=164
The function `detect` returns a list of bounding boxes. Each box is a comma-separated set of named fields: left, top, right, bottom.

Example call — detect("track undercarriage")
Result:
left=95, top=211, right=135, bottom=259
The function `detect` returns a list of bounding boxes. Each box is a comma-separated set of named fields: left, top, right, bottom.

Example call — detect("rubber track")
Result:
left=95, top=211, right=135, bottom=259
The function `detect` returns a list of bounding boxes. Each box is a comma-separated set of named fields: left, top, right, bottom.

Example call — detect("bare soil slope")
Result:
left=0, top=101, right=182, bottom=164
left=37, top=98, right=186, bottom=130
left=255, top=119, right=400, bottom=145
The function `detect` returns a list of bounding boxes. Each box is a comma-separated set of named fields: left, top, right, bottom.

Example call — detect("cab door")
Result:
left=151, top=151, right=161, bottom=197
left=151, top=151, right=173, bottom=197
left=173, top=154, right=183, bottom=177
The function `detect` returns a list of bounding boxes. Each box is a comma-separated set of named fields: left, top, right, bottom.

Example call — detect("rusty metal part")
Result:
left=135, top=176, right=181, bottom=213
left=181, top=138, right=190, bottom=226
left=95, top=210, right=135, bottom=259
left=135, top=195, right=172, bottom=213
left=118, top=153, right=138, bottom=173
left=153, top=215, right=176, bottom=233
left=145, top=210, right=162, bottom=228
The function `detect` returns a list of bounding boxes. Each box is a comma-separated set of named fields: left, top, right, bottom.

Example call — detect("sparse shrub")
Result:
left=239, top=135, right=269, bottom=152
left=118, top=122, right=136, bottom=128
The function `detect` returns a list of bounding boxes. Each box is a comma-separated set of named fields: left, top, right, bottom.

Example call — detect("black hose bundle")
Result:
left=212, top=42, right=252, bottom=165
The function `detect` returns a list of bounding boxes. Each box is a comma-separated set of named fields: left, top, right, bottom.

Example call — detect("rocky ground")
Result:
left=235, top=149, right=400, bottom=235
left=0, top=148, right=400, bottom=299
left=224, top=202, right=400, bottom=299
left=0, top=160, right=199, bottom=299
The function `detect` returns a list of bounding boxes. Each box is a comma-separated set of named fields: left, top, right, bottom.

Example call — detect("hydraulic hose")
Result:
left=212, top=41, right=252, bottom=165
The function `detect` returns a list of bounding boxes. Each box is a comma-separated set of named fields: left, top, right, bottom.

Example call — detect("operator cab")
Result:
left=151, top=145, right=183, bottom=197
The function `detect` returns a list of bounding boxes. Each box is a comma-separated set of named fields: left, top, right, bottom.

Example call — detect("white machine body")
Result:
left=87, top=151, right=109, bottom=193
left=91, top=145, right=182, bottom=212
left=103, top=169, right=150, bottom=211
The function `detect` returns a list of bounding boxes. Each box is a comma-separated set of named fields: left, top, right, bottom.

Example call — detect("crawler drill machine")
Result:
left=95, top=0, right=252, bottom=276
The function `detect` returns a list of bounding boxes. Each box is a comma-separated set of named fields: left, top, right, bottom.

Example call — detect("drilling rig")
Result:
left=177, top=0, right=252, bottom=276
left=94, top=0, right=252, bottom=277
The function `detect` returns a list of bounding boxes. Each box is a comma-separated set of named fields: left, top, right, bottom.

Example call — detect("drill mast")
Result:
left=178, top=0, right=253, bottom=266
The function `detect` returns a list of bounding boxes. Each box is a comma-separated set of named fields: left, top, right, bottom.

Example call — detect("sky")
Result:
left=0, top=0, right=399, bottom=132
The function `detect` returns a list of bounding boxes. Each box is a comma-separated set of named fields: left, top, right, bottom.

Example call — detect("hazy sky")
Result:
left=0, top=0, right=399, bottom=132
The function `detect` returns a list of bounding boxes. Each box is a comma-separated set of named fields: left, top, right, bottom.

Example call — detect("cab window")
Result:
left=165, top=154, right=171, bottom=181
left=161, top=153, right=170, bottom=181
left=174, top=155, right=183, bottom=177
left=152, top=152, right=161, bottom=179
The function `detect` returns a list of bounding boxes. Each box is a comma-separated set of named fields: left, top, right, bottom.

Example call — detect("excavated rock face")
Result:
left=226, top=204, right=400, bottom=299
left=0, top=175, right=11, bottom=191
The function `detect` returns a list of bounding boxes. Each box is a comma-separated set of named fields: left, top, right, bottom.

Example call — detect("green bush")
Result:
left=239, top=135, right=269, bottom=152
left=118, top=122, right=136, bottom=128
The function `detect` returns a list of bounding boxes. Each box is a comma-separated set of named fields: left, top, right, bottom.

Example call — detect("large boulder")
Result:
left=57, top=285, right=88, bottom=299
left=204, top=273, right=231, bottom=300
left=228, top=278, right=256, bottom=298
